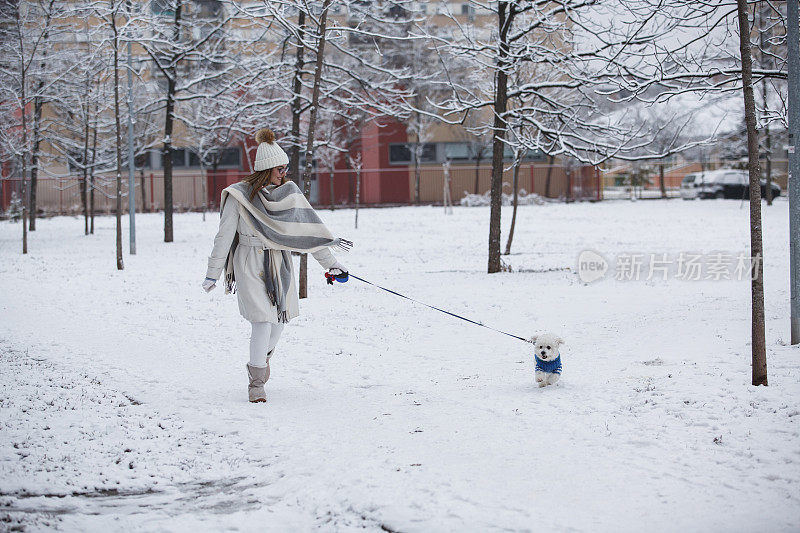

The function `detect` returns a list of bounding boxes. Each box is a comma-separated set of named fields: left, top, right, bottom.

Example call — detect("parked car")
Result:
left=680, top=169, right=781, bottom=200
left=680, top=172, right=700, bottom=199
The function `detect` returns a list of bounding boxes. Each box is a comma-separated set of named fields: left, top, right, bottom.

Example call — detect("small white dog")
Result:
left=529, top=333, right=564, bottom=387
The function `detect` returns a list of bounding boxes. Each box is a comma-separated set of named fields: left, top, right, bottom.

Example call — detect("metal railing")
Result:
left=0, top=163, right=604, bottom=216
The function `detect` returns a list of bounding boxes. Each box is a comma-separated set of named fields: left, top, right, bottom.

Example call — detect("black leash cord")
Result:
left=349, top=274, right=530, bottom=343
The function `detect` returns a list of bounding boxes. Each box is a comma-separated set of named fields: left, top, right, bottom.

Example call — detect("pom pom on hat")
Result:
left=255, top=128, right=275, bottom=144
left=254, top=128, right=289, bottom=171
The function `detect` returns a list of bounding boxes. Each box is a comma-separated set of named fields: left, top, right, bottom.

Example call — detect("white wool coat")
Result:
left=206, top=190, right=340, bottom=323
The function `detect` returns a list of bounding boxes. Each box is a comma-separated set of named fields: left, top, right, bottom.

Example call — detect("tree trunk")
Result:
left=474, top=151, right=481, bottom=195
left=140, top=168, right=147, bottom=212
left=488, top=2, right=510, bottom=274
left=200, top=162, right=207, bottom=221
left=764, top=120, right=772, bottom=205
left=759, top=5, right=773, bottom=206
left=355, top=163, right=361, bottom=229
left=80, top=166, right=88, bottom=235
left=567, top=169, right=573, bottom=202
left=162, top=2, right=182, bottom=243
left=81, top=97, right=90, bottom=235
left=29, top=96, right=42, bottom=228
left=659, top=162, right=666, bottom=199
left=82, top=22, right=91, bottom=235
left=544, top=154, right=554, bottom=198
left=289, top=11, right=306, bottom=187
left=329, top=164, right=335, bottom=210
left=413, top=105, right=422, bottom=204
left=299, top=0, right=332, bottom=300
left=760, top=72, right=773, bottom=205
left=89, top=111, right=98, bottom=234
left=346, top=146, right=354, bottom=204
left=414, top=140, right=421, bottom=204
left=112, top=5, right=124, bottom=270
left=736, top=0, right=767, bottom=386
left=21, top=120, right=28, bottom=255
left=163, top=74, right=176, bottom=242
left=29, top=20, right=49, bottom=229
left=15, top=5, right=28, bottom=254
left=90, top=172, right=95, bottom=233
left=504, top=152, right=521, bottom=255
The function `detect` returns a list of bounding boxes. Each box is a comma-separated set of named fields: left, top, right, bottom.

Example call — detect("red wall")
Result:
left=316, top=117, right=409, bottom=206
left=377, top=120, right=410, bottom=203
left=217, top=120, right=411, bottom=208
left=317, top=139, right=360, bottom=206
left=207, top=169, right=245, bottom=209
left=355, top=117, right=409, bottom=205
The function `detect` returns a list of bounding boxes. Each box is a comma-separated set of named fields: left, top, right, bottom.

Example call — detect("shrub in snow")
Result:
left=459, top=189, right=545, bottom=207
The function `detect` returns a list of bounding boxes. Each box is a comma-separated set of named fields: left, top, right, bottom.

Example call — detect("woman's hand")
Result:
left=202, top=278, right=217, bottom=292
left=329, top=260, right=347, bottom=276
left=326, top=262, right=349, bottom=284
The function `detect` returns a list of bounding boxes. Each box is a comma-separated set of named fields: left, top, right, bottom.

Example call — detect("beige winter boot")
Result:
left=246, top=363, right=269, bottom=403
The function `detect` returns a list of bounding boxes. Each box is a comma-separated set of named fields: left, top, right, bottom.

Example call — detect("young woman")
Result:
left=202, top=128, right=350, bottom=403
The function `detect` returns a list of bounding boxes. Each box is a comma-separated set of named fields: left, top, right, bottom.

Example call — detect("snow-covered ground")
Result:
left=1, top=198, right=799, bottom=532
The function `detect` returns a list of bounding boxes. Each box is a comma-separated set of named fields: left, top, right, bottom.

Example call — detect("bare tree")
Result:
left=140, top=0, right=232, bottom=243
left=297, top=0, right=333, bottom=299
left=735, top=0, right=767, bottom=386
left=47, top=7, right=125, bottom=236
left=504, top=143, right=523, bottom=256
left=424, top=1, right=695, bottom=273
left=398, top=34, right=444, bottom=204
left=97, top=0, right=127, bottom=270
left=0, top=0, right=61, bottom=253
left=756, top=3, right=781, bottom=206
left=256, top=0, right=418, bottom=296
left=601, top=0, right=781, bottom=384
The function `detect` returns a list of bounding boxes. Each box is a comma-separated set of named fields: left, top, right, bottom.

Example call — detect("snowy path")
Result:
left=1, top=200, right=799, bottom=531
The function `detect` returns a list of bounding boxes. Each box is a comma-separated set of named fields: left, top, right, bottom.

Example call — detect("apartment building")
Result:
left=2, top=0, right=594, bottom=215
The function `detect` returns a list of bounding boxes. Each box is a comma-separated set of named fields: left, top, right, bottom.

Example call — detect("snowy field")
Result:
left=1, top=198, right=799, bottom=532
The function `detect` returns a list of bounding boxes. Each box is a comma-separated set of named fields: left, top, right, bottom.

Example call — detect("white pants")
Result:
left=249, top=321, right=284, bottom=367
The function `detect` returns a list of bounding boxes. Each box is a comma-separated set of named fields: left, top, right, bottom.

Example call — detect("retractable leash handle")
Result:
left=346, top=273, right=530, bottom=344
left=324, top=271, right=349, bottom=285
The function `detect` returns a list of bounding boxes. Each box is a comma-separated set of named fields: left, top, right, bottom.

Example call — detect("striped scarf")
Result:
left=221, top=180, right=352, bottom=323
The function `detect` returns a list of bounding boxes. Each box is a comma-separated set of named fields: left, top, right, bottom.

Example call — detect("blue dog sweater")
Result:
left=535, top=354, right=562, bottom=374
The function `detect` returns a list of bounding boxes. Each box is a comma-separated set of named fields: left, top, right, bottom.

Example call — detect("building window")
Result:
left=160, top=147, right=241, bottom=169
left=418, top=143, right=437, bottom=162
left=217, top=147, right=240, bottom=168
left=524, top=148, right=545, bottom=161
left=389, top=143, right=412, bottom=164
left=171, top=148, right=187, bottom=168
left=389, top=143, right=438, bottom=164
left=150, top=0, right=175, bottom=16
left=391, top=142, right=546, bottom=164
left=444, top=142, right=470, bottom=160
left=193, top=0, right=222, bottom=19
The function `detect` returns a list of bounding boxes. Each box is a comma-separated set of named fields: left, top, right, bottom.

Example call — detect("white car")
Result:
left=680, top=172, right=701, bottom=200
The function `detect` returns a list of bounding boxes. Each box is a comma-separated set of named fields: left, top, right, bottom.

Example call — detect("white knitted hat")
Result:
left=253, top=129, right=289, bottom=171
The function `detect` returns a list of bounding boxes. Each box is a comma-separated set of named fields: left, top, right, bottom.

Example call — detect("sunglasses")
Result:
left=276, top=165, right=290, bottom=174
